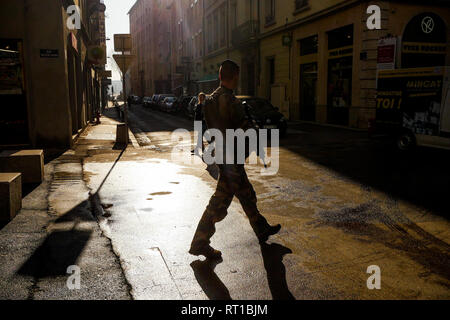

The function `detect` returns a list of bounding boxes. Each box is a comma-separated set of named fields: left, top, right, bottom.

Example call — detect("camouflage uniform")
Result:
left=190, top=86, right=272, bottom=250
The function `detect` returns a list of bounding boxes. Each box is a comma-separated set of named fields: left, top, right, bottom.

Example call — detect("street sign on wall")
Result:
left=114, top=34, right=132, bottom=52
left=40, top=49, right=59, bottom=58
left=377, top=37, right=397, bottom=70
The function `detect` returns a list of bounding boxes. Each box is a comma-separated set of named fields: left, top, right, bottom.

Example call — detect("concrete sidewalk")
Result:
left=0, top=117, right=132, bottom=300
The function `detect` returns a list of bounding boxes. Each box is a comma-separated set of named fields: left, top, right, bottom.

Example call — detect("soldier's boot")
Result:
left=256, top=224, right=282, bottom=244
left=189, top=245, right=222, bottom=260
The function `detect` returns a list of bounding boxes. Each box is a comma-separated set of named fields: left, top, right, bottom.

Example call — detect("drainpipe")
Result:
left=227, top=0, right=230, bottom=59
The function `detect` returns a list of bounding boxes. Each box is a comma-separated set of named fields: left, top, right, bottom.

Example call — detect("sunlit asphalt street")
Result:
left=1, top=104, right=448, bottom=300
left=82, top=104, right=449, bottom=300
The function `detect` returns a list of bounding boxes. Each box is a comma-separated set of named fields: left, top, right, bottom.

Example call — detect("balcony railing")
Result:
left=231, top=20, right=259, bottom=48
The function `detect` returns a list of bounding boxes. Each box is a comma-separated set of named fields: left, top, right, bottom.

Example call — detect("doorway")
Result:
left=327, top=25, right=354, bottom=126
left=0, top=39, right=29, bottom=145
left=299, top=62, right=317, bottom=121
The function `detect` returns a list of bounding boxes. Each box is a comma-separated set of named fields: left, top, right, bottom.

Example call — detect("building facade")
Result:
left=128, top=0, right=449, bottom=129
left=258, top=0, right=450, bottom=128
left=129, top=0, right=175, bottom=96
left=0, top=0, right=107, bottom=148
left=129, top=0, right=260, bottom=97
left=201, top=0, right=260, bottom=95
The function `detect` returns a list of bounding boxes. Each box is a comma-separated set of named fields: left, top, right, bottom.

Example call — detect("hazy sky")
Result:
left=104, top=0, right=136, bottom=80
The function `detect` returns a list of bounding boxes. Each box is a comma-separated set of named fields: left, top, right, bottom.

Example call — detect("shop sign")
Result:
left=40, top=49, right=59, bottom=58
left=377, top=37, right=397, bottom=70
left=421, top=16, right=435, bottom=34
left=328, top=46, right=353, bottom=59
left=402, top=42, right=446, bottom=55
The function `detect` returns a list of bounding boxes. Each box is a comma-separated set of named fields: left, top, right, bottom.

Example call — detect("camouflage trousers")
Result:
left=190, top=164, right=271, bottom=250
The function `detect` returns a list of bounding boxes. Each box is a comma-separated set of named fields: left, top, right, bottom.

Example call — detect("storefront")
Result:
left=197, top=74, right=219, bottom=95
left=0, top=39, right=28, bottom=146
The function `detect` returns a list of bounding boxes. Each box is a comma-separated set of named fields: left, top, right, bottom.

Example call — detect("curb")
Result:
left=127, top=127, right=141, bottom=149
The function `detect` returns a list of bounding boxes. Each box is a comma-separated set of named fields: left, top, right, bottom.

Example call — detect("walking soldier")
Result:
left=189, top=60, right=281, bottom=260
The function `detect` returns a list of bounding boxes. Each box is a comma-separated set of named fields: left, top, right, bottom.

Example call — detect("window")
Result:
left=207, top=16, right=212, bottom=52
left=230, top=1, right=237, bottom=29
left=300, top=35, right=318, bottom=56
left=328, top=25, right=353, bottom=50
left=265, top=0, right=275, bottom=25
left=220, top=6, right=226, bottom=47
left=295, top=0, right=308, bottom=11
left=213, top=12, right=219, bottom=50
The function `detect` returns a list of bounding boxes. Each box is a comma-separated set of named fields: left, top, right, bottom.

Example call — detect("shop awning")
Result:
left=196, top=74, right=219, bottom=83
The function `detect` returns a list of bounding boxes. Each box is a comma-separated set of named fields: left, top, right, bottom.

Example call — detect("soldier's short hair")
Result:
left=198, top=92, right=206, bottom=99
left=219, top=60, right=240, bottom=81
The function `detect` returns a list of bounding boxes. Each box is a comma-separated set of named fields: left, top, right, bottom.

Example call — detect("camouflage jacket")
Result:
left=204, top=86, right=255, bottom=165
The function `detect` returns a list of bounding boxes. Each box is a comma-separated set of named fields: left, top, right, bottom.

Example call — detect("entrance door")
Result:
left=0, top=39, right=29, bottom=145
left=327, top=57, right=352, bottom=126
left=299, top=62, right=317, bottom=121
left=327, top=25, right=354, bottom=126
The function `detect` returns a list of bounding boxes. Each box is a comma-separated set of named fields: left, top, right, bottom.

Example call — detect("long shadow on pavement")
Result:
left=260, top=242, right=295, bottom=300
left=281, top=124, right=450, bottom=218
left=190, top=241, right=295, bottom=300
left=18, top=145, right=127, bottom=280
left=190, top=259, right=232, bottom=300
left=18, top=228, right=92, bottom=278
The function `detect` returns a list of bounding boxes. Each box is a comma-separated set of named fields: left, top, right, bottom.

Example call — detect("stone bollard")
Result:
left=0, top=150, right=44, bottom=184
left=0, top=173, right=22, bottom=223
left=116, top=123, right=129, bottom=145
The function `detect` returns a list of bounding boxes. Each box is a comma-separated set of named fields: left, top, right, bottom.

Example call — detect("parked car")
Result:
left=174, top=96, right=194, bottom=115
left=155, top=95, right=165, bottom=110
left=157, top=94, right=176, bottom=111
left=237, top=96, right=288, bottom=138
left=142, top=96, right=152, bottom=108
left=150, top=95, right=160, bottom=108
left=128, top=95, right=141, bottom=105
left=162, top=97, right=178, bottom=113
